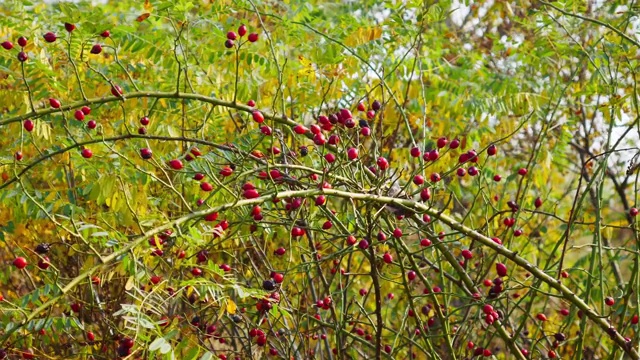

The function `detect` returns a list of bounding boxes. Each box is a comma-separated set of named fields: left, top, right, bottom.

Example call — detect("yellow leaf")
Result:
left=105, top=191, right=119, bottom=208
left=226, top=299, right=237, bottom=315
left=144, top=0, right=153, bottom=11
left=14, top=223, right=28, bottom=237
left=344, top=26, right=382, bottom=47
left=297, top=55, right=315, bottom=81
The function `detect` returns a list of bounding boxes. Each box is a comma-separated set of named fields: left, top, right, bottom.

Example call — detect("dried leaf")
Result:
left=136, top=13, right=151, bottom=22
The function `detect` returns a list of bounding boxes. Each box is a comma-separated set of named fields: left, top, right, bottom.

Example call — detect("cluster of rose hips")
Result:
left=285, top=101, right=381, bottom=143
left=1, top=35, right=30, bottom=62
left=43, top=22, right=109, bottom=50
left=2, top=22, right=110, bottom=63
left=19, top=105, right=95, bottom=162
left=10, top=22, right=117, bottom=162
left=224, top=24, right=259, bottom=48
left=253, top=101, right=383, bottom=179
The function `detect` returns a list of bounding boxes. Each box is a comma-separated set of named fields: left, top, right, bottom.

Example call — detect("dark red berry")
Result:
left=140, top=148, right=153, bottom=159
left=37, top=256, right=50, bottom=270
left=605, top=297, right=615, bottom=306
left=90, top=44, right=102, bottom=54
left=410, top=147, right=421, bottom=158
left=238, top=25, right=247, bottom=37
left=347, top=147, right=358, bottom=160
left=35, top=243, right=50, bottom=254
left=252, top=111, right=264, bottom=123
left=111, top=85, right=123, bottom=97
left=496, top=263, right=507, bottom=277
left=49, top=98, right=61, bottom=108
left=24, top=119, right=34, bottom=132
left=74, top=110, right=85, bottom=121
left=168, top=159, right=183, bottom=170
left=487, top=144, right=497, bottom=156
left=366, top=110, right=375, bottom=119
left=273, top=273, right=284, bottom=283
left=420, top=187, right=431, bottom=201
left=554, top=332, right=566, bottom=342
left=376, top=157, right=389, bottom=170
left=43, top=32, right=57, bottom=43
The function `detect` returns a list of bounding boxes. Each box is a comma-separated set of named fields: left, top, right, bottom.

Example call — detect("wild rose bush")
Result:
left=0, top=1, right=639, bottom=359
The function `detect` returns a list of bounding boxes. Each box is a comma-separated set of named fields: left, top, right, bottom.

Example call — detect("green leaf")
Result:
left=70, top=317, right=84, bottom=330
left=5, top=322, right=16, bottom=333
left=164, top=329, right=180, bottom=340
left=184, top=346, right=200, bottom=360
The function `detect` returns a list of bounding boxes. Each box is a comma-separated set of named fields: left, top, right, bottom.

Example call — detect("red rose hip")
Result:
left=49, top=98, right=61, bottom=108
left=13, top=257, right=27, bottom=269
left=43, top=32, right=57, bottom=43
left=24, top=119, right=34, bottom=132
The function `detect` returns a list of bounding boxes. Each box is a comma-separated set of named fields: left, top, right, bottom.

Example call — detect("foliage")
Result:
left=0, top=0, right=639, bottom=359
